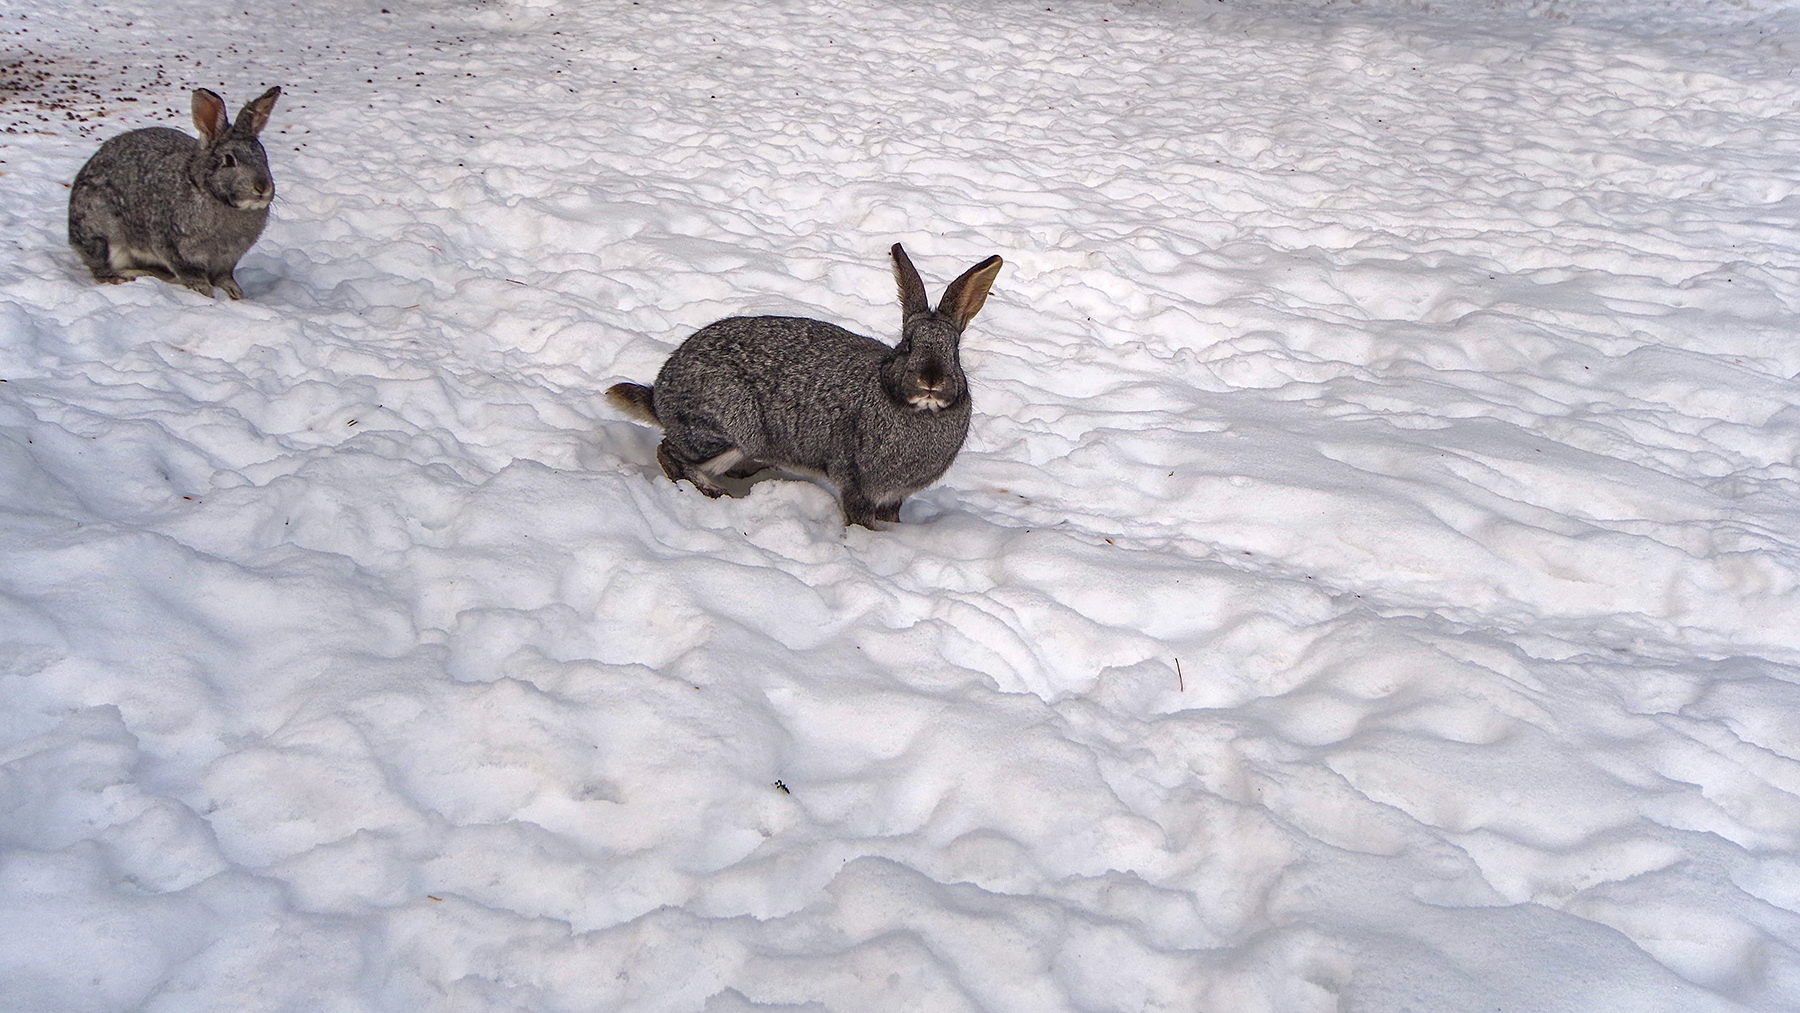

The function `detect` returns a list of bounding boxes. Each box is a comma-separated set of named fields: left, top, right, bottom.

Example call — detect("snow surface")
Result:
left=4, top=0, right=1800, bottom=1008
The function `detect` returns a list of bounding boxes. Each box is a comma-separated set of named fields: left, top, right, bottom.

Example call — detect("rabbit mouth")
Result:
left=907, top=393, right=953, bottom=412
left=234, top=196, right=273, bottom=211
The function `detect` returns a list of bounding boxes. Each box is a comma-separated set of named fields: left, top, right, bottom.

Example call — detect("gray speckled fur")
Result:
left=608, top=245, right=1003, bottom=528
left=68, top=86, right=281, bottom=300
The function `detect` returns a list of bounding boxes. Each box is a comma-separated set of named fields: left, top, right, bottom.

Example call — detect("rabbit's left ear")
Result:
left=235, top=86, right=280, bottom=135
left=192, top=89, right=229, bottom=143
left=938, top=256, right=1003, bottom=331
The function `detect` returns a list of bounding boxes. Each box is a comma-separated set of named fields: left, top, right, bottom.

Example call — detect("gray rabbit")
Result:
left=608, top=244, right=1004, bottom=528
left=68, top=86, right=281, bottom=300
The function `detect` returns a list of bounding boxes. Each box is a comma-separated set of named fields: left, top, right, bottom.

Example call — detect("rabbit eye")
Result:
left=219, top=153, right=237, bottom=168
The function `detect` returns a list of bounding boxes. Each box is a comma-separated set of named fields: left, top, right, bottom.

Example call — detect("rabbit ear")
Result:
left=192, top=89, right=229, bottom=143
left=892, top=244, right=930, bottom=320
left=936, top=256, right=1003, bottom=331
left=235, top=86, right=280, bottom=135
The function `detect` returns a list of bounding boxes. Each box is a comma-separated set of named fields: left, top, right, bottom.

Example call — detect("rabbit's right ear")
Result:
left=937, top=256, right=1003, bottom=331
left=235, top=86, right=281, bottom=136
left=892, top=244, right=930, bottom=320
left=192, top=89, right=229, bottom=144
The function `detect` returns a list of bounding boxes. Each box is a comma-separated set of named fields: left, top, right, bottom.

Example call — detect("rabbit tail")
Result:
left=606, top=382, right=659, bottom=425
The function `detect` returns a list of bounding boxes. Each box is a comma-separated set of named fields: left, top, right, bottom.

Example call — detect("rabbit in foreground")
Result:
left=608, top=244, right=1004, bottom=528
left=68, top=86, right=281, bottom=300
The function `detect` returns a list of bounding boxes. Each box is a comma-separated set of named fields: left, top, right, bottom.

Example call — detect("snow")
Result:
left=3, top=0, right=1800, bottom=1008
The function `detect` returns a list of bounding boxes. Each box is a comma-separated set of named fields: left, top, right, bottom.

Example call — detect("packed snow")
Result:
left=3, top=0, right=1800, bottom=1009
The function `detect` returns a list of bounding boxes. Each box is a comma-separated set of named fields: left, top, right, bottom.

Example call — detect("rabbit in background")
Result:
left=68, top=86, right=281, bottom=300
left=609, top=244, right=1004, bottom=529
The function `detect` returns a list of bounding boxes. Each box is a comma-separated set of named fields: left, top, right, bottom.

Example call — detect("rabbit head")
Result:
left=187, top=86, right=279, bottom=211
left=883, top=243, right=1003, bottom=413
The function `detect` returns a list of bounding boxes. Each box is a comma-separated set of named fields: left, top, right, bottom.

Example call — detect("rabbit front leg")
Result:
left=211, top=271, right=245, bottom=300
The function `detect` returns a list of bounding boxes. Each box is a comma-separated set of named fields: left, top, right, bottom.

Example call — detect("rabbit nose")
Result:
left=253, top=181, right=271, bottom=196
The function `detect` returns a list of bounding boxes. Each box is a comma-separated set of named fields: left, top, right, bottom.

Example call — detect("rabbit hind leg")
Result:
left=116, top=246, right=214, bottom=297
left=70, top=235, right=171, bottom=286
left=700, top=448, right=752, bottom=479
left=656, top=440, right=730, bottom=499
left=70, top=231, right=129, bottom=284
left=105, top=245, right=213, bottom=296
left=104, top=243, right=175, bottom=281
left=714, top=450, right=771, bottom=480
